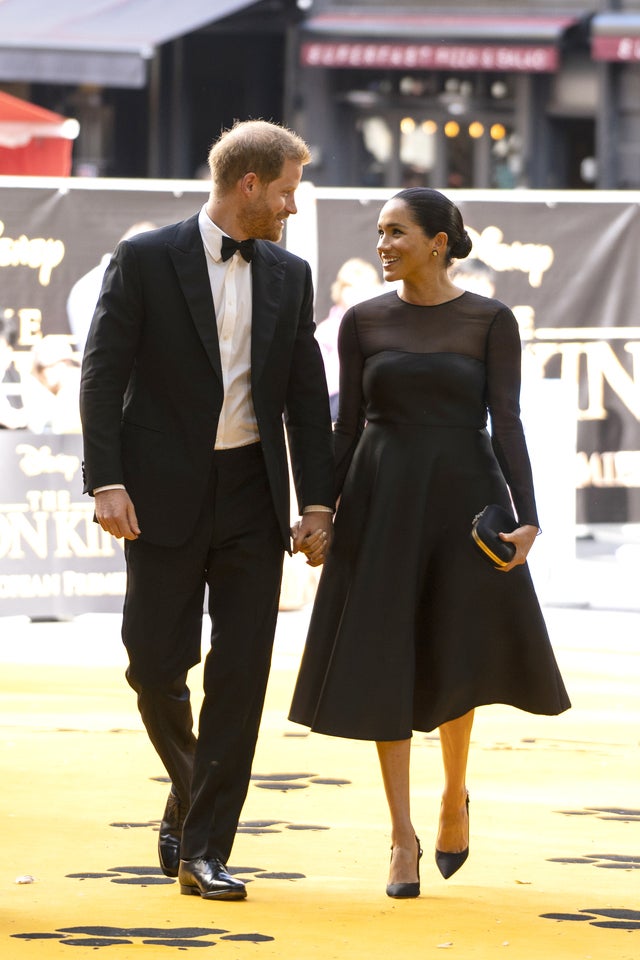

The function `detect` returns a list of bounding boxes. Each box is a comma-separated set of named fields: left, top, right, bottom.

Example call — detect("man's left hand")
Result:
left=291, top=511, right=333, bottom=566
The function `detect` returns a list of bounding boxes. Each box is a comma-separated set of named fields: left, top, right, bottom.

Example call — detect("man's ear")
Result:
left=240, top=172, right=258, bottom=195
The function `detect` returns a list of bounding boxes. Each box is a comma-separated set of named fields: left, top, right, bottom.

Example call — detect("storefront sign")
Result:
left=301, top=42, right=559, bottom=73
left=592, top=35, right=640, bottom=62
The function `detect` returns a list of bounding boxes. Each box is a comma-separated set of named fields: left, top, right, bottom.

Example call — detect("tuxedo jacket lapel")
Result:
left=167, top=220, right=288, bottom=391
left=250, top=241, right=287, bottom=387
left=167, top=215, right=223, bottom=385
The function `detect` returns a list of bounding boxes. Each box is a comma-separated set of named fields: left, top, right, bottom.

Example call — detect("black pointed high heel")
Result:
left=386, top=835, right=423, bottom=899
left=435, top=793, right=470, bottom=879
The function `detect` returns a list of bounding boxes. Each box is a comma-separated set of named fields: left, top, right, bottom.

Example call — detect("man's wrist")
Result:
left=302, top=504, right=333, bottom=514
left=93, top=484, right=126, bottom=495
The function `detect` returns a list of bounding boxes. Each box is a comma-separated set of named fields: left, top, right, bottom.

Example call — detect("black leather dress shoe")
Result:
left=178, top=857, right=247, bottom=900
left=158, top=788, right=185, bottom=878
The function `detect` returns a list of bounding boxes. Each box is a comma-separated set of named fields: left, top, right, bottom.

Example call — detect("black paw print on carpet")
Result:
left=152, top=770, right=351, bottom=792
left=250, top=771, right=351, bottom=790
left=67, top=863, right=309, bottom=885
left=112, top=774, right=338, bottom=878
left=550, top=806, right=639, bottom=873
left=12, top=925, right=274, bottom=948
left=110, top=815, right=329, bottom=846
left=67, top=865, right=173, bottom=886
left=238, top=818, right=329, bottom=838
left=548, top=853, right=640, bottom=871
left=235, top=817, right=329, bottom=875
left=540, top=908, right=640, bottom=931
left=556, top=806, right=640, bottom=823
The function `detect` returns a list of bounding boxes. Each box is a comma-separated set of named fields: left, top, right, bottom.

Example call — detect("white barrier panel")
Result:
left=0, top=431, right=125, bottom=617
left=521, top=378, right=578, bottom=604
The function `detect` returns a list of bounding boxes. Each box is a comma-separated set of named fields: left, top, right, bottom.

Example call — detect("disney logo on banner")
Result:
left=0, top=220, right=65, bottom=286
left=16, top=444, right=80, bottom=483
left=466, top=226, right=554, bottom=288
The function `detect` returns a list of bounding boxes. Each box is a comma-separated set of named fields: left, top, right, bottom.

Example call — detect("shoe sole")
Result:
left=179, top=884, right=247, bottom=901
left=386, top=884, right=420, bottom=899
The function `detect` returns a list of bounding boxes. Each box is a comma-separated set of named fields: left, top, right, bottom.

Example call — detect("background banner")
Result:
left=1, top=180, right=639, bottom=617
left=0, top=431, right=125, bottom=617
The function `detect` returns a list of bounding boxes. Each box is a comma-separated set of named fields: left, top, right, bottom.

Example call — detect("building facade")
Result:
left=0, top=0, right=639, bottom=189
left=292, top=1, right=640, bottom=190
left=0, top=1, right=301, bottom=179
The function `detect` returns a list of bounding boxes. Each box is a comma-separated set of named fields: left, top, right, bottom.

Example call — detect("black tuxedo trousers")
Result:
left=123, top=442, right=284, bottom=862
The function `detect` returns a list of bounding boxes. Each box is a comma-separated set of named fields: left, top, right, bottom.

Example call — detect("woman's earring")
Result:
left=432, top=249, right=438, bottom=257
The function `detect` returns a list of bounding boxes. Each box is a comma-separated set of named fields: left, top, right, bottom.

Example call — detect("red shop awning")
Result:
left=0, top=91, right=79, bottom=176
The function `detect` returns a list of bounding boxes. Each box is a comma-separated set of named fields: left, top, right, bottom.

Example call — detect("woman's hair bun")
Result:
left=450, top=230, right=473, bottom=261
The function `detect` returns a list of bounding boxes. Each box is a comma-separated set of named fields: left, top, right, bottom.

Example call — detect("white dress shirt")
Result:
left=198, top=205, right=260, bottom=449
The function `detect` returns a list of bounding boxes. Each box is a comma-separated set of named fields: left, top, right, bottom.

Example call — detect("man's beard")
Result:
left=240, top=198, right=285, bottom=241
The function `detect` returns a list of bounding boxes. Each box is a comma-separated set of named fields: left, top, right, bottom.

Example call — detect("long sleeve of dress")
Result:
left=333, top=307, right=366, bottom=497
left=485, top=307, right=539, bottom=527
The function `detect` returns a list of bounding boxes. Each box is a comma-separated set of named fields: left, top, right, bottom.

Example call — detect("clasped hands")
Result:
left=95, top=489, right=334, bottom=567
left=291, top=512, right=333, bottom=567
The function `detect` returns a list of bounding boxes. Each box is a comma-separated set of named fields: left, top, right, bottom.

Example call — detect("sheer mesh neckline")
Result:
left=395, top=290, right=467, bottom=309
left=346, top=289, right=507, bottom=363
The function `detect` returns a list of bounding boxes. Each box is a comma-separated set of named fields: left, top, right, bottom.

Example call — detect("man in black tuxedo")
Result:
left=80, top=120, right=334, bottom=901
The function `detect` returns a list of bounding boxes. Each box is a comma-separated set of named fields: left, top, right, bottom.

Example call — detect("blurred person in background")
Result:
left=316, top=258, right=383, bottom=420
left=449, top=257, right=496, bottom=298
left=67, top=221, right=157, bottom=354
left=0, top=311, right=27, bottom=429
left=24, top=335, right=81, bottom=434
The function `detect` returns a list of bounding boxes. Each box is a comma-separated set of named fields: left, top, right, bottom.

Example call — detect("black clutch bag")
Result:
left=471, top=504, right=517, bottom=567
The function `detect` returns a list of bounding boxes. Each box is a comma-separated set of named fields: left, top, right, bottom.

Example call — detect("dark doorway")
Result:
left=549, top=117, right=596, bottom=189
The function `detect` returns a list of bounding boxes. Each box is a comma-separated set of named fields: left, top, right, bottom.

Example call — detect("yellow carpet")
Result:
left=2, top=607, right=639, bottom=958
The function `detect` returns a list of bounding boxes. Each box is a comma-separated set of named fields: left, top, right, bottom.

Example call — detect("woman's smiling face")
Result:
left=376, top=198, right=436, bottom=283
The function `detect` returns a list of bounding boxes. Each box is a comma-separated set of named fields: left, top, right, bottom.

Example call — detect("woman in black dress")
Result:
left=290, top=188, right=570, bottom=898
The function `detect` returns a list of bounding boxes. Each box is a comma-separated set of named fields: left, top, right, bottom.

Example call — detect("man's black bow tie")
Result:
left=220, top=236, right=255, bottom=263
